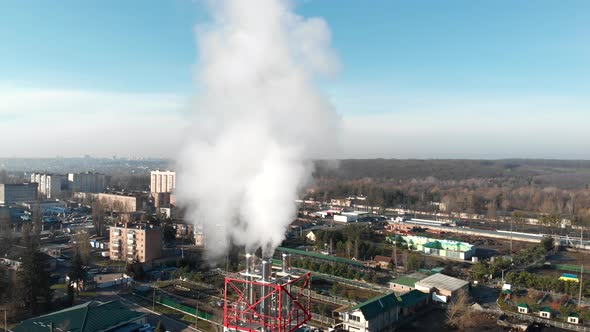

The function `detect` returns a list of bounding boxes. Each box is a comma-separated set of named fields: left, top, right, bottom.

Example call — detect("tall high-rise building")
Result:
left=0, top=183, right=38, bottom=204
left=150, top=170, right=175, bottom=193
left=68, top=172, right=107, bottom=193
left=30, top=173, right=67, bottom=198
left=109, top=224, right=162, bottom=263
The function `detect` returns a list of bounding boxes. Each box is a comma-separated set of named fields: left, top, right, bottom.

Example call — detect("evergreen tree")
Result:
left=17, top=246, right=53, bottom=313
left=68, top=252, right=87, bottom=295
left=66, top=284, right=75, bottom=306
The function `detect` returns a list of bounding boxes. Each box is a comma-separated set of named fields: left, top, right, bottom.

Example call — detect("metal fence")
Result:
left=503, top=310, right=589, bottom=332
left=292, top=286, right=355, bottom=307
left=311, top=313, right=336, bottom=326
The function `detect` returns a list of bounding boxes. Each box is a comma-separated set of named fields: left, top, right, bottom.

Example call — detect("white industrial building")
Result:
left=414, top=273, right=469, bottom=303
left=334, top=211, right=369, bottom=223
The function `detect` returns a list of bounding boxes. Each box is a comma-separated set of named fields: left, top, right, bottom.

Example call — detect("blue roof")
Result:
left=562, top=273, right=578, bottom=278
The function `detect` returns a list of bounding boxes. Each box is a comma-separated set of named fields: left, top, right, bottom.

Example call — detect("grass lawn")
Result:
left=78, top=291, right=98, bottom=297
left=51, top=283, right=68, bottom=290
left=95, top=259, right=126, bottom=267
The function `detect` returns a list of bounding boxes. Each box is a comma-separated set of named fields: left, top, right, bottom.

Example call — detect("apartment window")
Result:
left=349, top=315, right=361, bottom=322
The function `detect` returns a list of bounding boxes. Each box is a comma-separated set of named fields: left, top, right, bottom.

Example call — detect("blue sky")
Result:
left=1, top=1, right=589, bottom=158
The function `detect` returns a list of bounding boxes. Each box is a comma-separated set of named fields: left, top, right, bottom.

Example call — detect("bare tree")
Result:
left=73, top=231, right=92, bottom=265
left=446, top=291, right=471, bottom=328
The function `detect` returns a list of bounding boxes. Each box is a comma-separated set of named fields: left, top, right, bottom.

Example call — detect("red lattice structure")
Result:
left=223, top=271, right=312, bottom=332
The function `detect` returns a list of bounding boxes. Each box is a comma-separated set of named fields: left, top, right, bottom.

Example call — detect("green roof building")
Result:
left=401, top=236, right=475, bottom=260
left=389, top=276, right=421, bottom=293
left=539, top=307, right=552, bottom=318
left=343, top=290, right=428, bottom=332
left=517, top=303, right=530, bottom=314
left=568, top=312, right=581, bottom=325
left=13, top=300, right=147, bottom=332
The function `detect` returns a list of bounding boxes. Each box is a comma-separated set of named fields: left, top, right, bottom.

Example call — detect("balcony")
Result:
left=127, top=239, right=136, bottom=245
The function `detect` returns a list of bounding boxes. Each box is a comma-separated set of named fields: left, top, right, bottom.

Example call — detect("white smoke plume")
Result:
left=175, top=0, right=339, bottom=261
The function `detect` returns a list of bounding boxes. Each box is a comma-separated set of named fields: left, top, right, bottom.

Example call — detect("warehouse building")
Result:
left=414, top=273, right=469, bottom=303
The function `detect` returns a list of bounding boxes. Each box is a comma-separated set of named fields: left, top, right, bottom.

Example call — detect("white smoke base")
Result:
left=175, top=0, right=339, bottom=261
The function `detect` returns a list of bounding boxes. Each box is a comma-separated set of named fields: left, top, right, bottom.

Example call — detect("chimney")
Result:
left=245, top=252, right=254, bottom=275
left=261, top=258, right=272, bottom=282
left=282, top=253, right=291, bottom=273
left=260, top=258, right=273, bottom=320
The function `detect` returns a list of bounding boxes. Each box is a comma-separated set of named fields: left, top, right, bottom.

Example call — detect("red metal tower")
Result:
left=223, top=255, right=312, bottom=332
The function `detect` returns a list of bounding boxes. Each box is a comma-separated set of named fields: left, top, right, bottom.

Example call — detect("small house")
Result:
left=568, top=313, right=580, bottom=325
left=539, top=307, right=551, bottom=318
left=517, top=303, right=530, bottom=314
left=373, top=255, right=393, bottom=269
left=306, top=231, right=316, bottom=242
left=390, top=276, right=421, bottom=294
left=502, top=289, right=513, bottom=300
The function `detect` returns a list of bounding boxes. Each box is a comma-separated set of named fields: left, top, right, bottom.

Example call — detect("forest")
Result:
left=308, top=159, right=590, bottom=224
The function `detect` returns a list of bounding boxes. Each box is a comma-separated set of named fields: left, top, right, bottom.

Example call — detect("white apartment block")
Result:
left=150, top=170, right=175, bottom=193
left=30, top=173, right=67, bottom=198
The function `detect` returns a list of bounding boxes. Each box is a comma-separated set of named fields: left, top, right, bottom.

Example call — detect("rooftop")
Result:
left=398, top=290, right=428, bottom=308
left=13, top=300, right=145, bottom=332
left=373, top=255, right=393, bottom=263
left=348, top=290, right=428, bottom=320
left=349, top=293, right=400, bottom=320
left=391, top=276, right=421, bottom=288
left=415, top=273, right=469, bottom=292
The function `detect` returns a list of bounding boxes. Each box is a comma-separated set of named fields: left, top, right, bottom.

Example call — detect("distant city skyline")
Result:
left=1, top=1, right=589, bottom=159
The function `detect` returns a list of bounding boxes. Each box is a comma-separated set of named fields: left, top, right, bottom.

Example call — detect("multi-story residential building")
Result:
left=175, top=222, right=194, bottom=239
left=97, top=192, right=148, bottom=213
left=109, top=224, right=162, bottom=263
left=30, top=173, right=68, bottom=198
left=150, top=170, right=175, bottom=193
left=194, top=224, right=205, bottom=247
left=68, top=172, right=107, bottom=193
left=0, top=183, right=38, bottom=204
left=153, top=192, right=171, bottom=209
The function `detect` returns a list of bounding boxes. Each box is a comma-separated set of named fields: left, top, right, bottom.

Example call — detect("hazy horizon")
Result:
left=2, top=1, right=588, bottom=159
